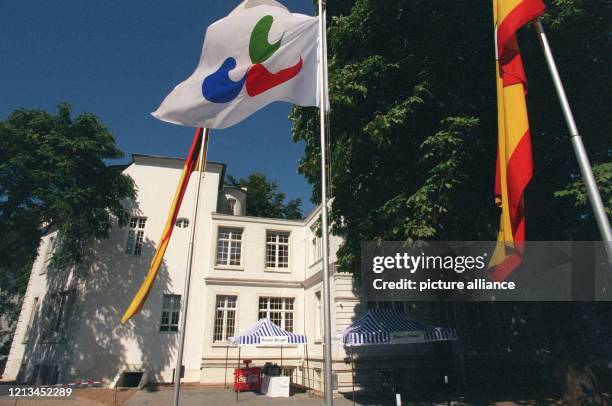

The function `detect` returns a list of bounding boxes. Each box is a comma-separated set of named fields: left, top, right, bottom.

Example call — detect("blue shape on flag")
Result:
left=202, top=57, right=246, bottom=103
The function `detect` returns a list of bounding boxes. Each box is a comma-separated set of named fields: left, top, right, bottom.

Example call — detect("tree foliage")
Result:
left=291, top=0, right=611, bottom=274
left=226, top=172, right=303, bottom=220
left=0, top=104, right=136, bottom=291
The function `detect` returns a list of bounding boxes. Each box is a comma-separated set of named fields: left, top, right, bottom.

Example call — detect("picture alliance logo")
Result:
left=372, top=252, right=489, bottom=274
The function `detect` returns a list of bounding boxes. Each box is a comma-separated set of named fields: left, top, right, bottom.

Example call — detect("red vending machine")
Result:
left=234, top=360, right=261, bottom=391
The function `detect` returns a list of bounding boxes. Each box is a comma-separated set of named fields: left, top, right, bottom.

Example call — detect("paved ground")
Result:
left=126, top=387, right=355, bottom=406
left=125, top=387, right=479, bottom=406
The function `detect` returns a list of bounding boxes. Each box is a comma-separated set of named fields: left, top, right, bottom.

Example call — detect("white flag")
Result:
left=152, top=0, right=320, bottom=129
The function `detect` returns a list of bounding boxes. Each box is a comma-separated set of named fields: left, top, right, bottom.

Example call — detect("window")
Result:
left=44, top=291, right=71, bottom=339
left=160, top=294, right=181, bottom=332
left=213, top=295, right=237, bottom=342
left=258, top=297, right=295, bottom=333
left=125, top=217, right=146, bottom=256
left=310, top=225, right=322, bottom=262
left=315, top=292, right=322, bottom=340
left=216, top=228, right=243, bottom=266
left=23, top=297, right=39, bottom=343
left=29, top=365, right=59, bottom=385
left=266, top=231, right=290, bottom=268
left=227, top=198, right=236, bottom=215
left=175, top=218, right=189, bottom=228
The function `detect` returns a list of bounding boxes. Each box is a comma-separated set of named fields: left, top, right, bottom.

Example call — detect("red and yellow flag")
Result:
left=489, top=0, right=545, bottom=282
left=121, top=128, right=208, bottom=323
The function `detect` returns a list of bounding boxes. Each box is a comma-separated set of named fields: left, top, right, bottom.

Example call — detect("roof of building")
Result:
left=131, top=153, right=226, bottom=169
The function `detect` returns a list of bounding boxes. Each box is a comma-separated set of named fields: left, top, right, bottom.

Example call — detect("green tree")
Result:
left=0, top=104, right=136, bottom=348
left=226, top=172, right=303, bottom=219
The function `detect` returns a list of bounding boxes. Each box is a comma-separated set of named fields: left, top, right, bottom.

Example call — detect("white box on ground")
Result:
left=261, top=375, right=290, bottom=397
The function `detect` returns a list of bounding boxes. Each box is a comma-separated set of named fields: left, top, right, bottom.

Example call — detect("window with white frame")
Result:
left=258, top=297, right=294, bottom=333
left=227, top=198, right=236, bottom=215
left=160, top=294, right=181, bottom=332
left=310, top=225, right=322, bottom=263
left=315, top=291, right=322, bottom=340
left=266, top=231, right=290, bottom=268
left=216, top=228, right=243, bottom=266
left=213, top=295, right=237, bottom=342
left=125, top=217, right=146, bottom=255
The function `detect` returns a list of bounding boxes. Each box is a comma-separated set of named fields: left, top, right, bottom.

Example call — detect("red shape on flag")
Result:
left=245, top=58, right=303, bottom=97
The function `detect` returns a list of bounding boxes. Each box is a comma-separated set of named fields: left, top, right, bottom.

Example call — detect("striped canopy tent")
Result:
left=342, top=309, right=458, bottom=405
left=228, top=318, right=307, bottom=347
left=342, top=309, right=457, bottom=347
left=226, top=318, right=308, bottom=398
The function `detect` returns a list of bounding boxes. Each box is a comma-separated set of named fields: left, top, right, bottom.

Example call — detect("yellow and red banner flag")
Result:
left=489, top=0, right=545, bottom=282
left=121, top=128, right=207, bottom=323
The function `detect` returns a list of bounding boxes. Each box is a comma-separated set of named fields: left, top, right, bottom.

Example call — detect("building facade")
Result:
left=2, top=154, right=453, bottom=393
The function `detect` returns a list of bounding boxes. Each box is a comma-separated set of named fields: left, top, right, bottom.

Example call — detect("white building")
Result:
left=2, top=154, right=451, bottom=393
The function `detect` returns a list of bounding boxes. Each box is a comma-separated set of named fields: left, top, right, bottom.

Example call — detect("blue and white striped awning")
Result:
left=228, top=318, right=307, bottom=347
left=342, top=309, right=457, bottom=347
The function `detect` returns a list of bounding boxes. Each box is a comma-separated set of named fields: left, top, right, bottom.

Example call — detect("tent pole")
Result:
left=236, top=346, right=241, bottom=402
left=281, top=345, right=283, bottom=371
left=224, top=346, right=229, bottom=389
left=350, top=346, right=355, bottom=406
left=306, top=344, right=311, bottom=390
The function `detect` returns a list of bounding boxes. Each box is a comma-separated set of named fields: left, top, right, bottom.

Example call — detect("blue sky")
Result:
left=0, top=0, right=316, bottom=212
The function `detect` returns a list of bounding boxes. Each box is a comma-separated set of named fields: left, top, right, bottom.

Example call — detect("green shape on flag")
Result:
left=249, top=15, right=284, bottom=64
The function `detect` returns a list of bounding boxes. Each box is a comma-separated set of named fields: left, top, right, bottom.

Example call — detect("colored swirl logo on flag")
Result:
left=203, top=15, right=303, bottom=103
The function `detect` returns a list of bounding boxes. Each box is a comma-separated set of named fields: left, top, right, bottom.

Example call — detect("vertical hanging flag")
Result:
left=152, top=0, right=320, bottom=129
left=489, top=0, right=545, bottom=282
left=121, top=128, right=207, bottom=323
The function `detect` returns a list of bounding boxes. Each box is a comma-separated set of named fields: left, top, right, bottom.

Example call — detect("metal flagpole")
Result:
left=172, top=127, right=209, bottom=406
left=318, top=1, right=334, bottom=405
left=534, top=19, right=612, bottom=263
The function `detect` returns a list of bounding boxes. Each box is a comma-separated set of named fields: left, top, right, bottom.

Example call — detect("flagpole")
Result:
left=172, top=127, right=208, bottom=406
left=533, top=19, right=612, bottom=264
left=317, top=1, right=334, bottom=405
